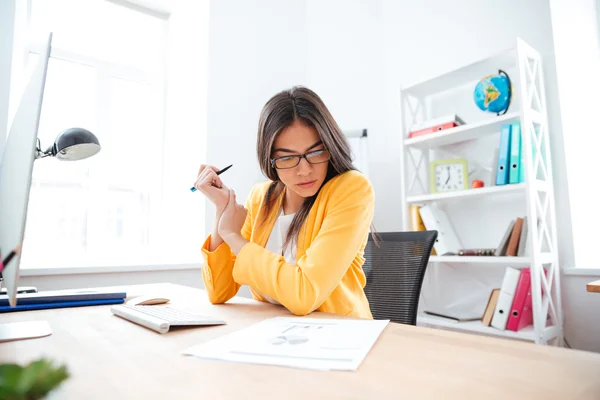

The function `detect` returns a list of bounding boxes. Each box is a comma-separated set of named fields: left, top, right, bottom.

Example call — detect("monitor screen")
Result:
left=0, top=32, right=52, bottom=307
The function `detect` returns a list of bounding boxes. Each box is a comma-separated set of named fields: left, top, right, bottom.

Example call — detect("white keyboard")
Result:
left=111, top=304, right=226, bottom=334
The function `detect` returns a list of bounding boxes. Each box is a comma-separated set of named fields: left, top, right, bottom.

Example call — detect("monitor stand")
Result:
left=0, top=321, right=52, bottom=342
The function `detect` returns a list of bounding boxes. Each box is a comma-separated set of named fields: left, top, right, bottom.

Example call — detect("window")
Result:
left=15, top=0, right=170, bottom=268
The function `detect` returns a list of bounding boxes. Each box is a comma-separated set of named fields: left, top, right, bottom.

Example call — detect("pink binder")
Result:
left=506, top=268, right=532, bottom=331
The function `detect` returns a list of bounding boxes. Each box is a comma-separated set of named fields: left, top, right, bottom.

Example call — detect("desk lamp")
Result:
left=0, top=127, right=100, bottom=297
left=35, top=127, right=101, bottom=161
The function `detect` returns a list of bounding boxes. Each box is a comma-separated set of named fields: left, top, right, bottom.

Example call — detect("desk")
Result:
left=1, top=283, right=600, bottom=399
left=587, top=280, right=600, bottom=293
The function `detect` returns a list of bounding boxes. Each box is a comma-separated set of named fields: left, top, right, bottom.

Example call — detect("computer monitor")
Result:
left=0, top=33, right=52, bottom=308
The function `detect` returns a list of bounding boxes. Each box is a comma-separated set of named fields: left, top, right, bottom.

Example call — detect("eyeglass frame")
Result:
left=270, top=148, right=331, bottom=169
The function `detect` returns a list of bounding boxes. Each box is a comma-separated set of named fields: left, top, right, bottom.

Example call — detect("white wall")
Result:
left=0, top=0, right=16, bottom=158
left=205, top=0, right=307, bottom=233
left=305, top=0, right=391, bottom=227
left=19, top=268, right=204, bottom=291
left=160, top=0, right=210, bottom=263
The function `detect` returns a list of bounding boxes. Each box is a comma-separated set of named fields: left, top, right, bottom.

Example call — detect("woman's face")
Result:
left=271, top=120, right=330, bottom=199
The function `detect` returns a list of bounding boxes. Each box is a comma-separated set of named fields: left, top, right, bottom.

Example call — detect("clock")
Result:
left=430, top=158, right=469, bottom=193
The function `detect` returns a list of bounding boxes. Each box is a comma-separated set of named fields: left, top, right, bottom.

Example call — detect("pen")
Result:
left=190, top=164, right=233, bottom=192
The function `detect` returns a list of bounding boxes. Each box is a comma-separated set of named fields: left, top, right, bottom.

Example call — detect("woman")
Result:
left=194, top=86, right=375, bottom=318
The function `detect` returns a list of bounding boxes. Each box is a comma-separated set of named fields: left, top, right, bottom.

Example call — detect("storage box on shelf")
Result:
left=399, top=38, right=563, bottom=346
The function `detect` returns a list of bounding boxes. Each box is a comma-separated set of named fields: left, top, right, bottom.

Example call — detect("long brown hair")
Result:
left=256, top=86, right=358, bottom=250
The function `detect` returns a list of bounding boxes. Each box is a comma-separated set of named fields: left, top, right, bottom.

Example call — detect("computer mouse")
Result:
left=127, top=295, right=170, bottom=306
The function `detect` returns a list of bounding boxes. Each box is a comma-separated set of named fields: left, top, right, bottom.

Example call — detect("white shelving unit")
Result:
left=399, top=38, right=564, bottom=346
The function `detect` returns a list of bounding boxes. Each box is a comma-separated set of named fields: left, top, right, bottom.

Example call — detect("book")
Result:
left=409, top=205, right=426, bottom=231
left=409, top=205, right=436, bottom=255
left=517, top=217, right=528, bottom=257
left=495, top=219, right=515, bottom=256
left=458, top=248, right=496, bottom=256
left=424, top=310, right=482, bottom=322
left=506, top=217, right=524, bottom=256
left=482, top=288, right=501, bottom=326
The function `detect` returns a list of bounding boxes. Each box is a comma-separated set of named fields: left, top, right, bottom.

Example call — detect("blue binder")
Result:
left=0, top=288, right=126, bottom=306
left=509, top=121, right=521, bottom=184
left=0, top=298, right=124, bottom=313
left=496, top=124, right=512, bottom=185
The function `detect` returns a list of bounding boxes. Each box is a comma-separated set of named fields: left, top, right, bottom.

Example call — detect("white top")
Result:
left=261, top=209, right=297, bottom=305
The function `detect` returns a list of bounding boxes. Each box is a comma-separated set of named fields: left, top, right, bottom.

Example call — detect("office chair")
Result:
left=363, top=230, right=438, bottom=326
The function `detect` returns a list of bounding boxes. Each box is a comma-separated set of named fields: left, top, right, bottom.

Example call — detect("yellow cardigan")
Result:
left=200, top=170, right=374, bottom=318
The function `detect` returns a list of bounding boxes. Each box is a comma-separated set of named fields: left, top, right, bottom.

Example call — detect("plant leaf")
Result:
left=0, top=364, right=25, bottom=393
left=0, top=359, right=69, bottom=400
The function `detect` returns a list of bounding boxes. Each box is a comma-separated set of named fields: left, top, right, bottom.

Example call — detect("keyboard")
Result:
left=111, top=304, right=226, bottom=334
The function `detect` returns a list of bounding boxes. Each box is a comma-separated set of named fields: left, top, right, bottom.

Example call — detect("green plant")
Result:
left=0, top=358, right=69, bottom=400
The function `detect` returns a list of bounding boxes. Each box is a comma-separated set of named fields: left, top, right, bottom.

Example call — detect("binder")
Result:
left=491, top=267, right=521, bottom=330
left=0, top=298, right=124, bottom=313
left=408, top=122, right=460, bottom=139
left=506, top=268, right=532, bottom=331
left=418, top=203, right=462, bottom=255
left=409, top=114, right=465, bottom=133
left=519, top=126, right=526, bottom=183
left=0, top=288, right=127, bottom=306
left=495, top=124, right=512, bottom=185
left=509, top=121, right=521, bottom=184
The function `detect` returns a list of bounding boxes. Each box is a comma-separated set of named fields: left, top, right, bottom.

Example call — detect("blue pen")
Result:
left=190, top=164, right=233, bottom=192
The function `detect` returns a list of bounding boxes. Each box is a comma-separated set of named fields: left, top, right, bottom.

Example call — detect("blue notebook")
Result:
left=0, top=298, right=124, bottom=313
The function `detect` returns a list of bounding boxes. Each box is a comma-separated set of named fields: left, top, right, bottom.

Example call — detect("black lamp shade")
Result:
left=48, top=128, right=101, bottom=161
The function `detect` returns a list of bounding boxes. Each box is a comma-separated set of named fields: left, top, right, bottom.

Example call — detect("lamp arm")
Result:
left=34, top=138, right=53, bottom=159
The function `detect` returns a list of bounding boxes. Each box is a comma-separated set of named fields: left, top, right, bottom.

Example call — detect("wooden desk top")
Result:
left=1, top=283, right=600, bottom=399
left=587, top=280, right=600, bottom=293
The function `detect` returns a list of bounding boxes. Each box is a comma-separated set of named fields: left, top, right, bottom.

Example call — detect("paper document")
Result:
left=182, top=317, right=389, bottom=371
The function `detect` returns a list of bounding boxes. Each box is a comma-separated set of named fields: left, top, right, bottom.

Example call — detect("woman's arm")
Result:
left=201, top=190, right=254, bottom=304
left=227, top=175, right=374, bottom=316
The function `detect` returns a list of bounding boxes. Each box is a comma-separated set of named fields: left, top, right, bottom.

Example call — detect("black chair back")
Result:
left=363, top=231, right=438, bottom=325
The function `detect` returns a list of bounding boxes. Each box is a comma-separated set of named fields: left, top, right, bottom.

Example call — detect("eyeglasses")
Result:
left=270, top=149, right=331, bottom=169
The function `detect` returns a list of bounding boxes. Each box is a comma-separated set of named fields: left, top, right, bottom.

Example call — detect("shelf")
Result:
left=404, top=112, right=520, bottom=149
left=417, top=313, right=535, bottom=342
left=402, top=48, right=516, bottom=97
left=407, top=183, right=526, bottom=204
left=429, top=256, right=532, bottom=265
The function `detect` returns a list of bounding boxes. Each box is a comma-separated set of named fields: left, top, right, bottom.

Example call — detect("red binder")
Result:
left=506, top=268, right=532, bottom=331
left=408, top=122, right=458, bottom=138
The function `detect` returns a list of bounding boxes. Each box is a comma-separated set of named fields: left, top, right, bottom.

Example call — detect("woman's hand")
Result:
left=194, top=164, right=230, bottom=216
left=218, top=189, right=248, bottom=241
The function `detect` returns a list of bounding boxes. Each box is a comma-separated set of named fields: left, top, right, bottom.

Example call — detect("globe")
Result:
left=473, top=70, right=512, bottom=115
